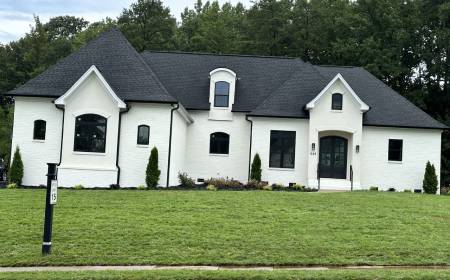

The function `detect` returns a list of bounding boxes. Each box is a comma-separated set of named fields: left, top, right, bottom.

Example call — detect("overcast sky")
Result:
left=0, top=0, right=251, bottom=44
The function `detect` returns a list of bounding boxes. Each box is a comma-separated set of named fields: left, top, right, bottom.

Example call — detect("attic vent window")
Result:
left=214, top=81, right=230, bottom=107
left=332, top=93, right=343, bottom=110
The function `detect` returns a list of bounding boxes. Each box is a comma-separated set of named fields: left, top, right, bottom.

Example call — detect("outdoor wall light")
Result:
left=356, top=145, right=360, bottom=153
left=312, top=143, right=316, bottom=151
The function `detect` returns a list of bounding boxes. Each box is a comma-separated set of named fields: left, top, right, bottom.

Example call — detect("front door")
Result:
left=319, top=136, right=347, bottom=179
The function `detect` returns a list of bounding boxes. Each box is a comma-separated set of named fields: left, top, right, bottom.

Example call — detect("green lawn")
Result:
left=1, top=189, right=450, bottom=267
left=3, top=269, right=450, bottom=280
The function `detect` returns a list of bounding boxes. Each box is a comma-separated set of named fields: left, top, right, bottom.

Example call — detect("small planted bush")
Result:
left=423, top=161, right=438, bottom=194
left=6, top=183, right=17, bottom=189
left=369, top=186, right=378, bottom=191
left=250, top=153, right=262, bottom=181
left=137, top=184, right=146, bottom=190
left=206, top=184, right=217, bottom=191
left=262, top=185, right=272, bottom=191
left=109, top=184, right=120, bottom=190
left=291, top=184, right=305, bottom=191
left=246, top=179, right=268, bottom=190
left=74, top=184, right=84, bottom=190
left=178, top=172, right=196, bottom=188
left=146, top=147, right=161, bottom=189
left=404, top=189, right=412, bottom=193
left=387, top=187, right=396, bottom=192
left=205, top=177, right=243, bottom=190
left=8, top=146, right=23, bottom=185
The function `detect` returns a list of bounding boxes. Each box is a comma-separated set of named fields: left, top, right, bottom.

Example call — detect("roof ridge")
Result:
left=142, top=50, right=305, bottom=61
left=314, top=64, right=360, bottom=68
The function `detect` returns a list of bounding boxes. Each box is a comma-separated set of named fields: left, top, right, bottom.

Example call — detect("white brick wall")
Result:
left=11, top=97, right=62, bottom=186
left=360, top=126, right=442, bottom=191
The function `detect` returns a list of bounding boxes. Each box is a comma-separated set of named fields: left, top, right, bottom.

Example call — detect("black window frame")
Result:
left=33, top=119, right=46, bottom=140
left=331, top=93, right=343, bottom=110
left=388, top=139, right=403, bottom=162
left=269, top=130, right=296, bottom=169
left=214, top=81, right=230, bottom=107
left=137, top=125, right=150, bottom=145
left=74, top=114, right=107, bottom=153
left=209, top=132, right=230, bottom=154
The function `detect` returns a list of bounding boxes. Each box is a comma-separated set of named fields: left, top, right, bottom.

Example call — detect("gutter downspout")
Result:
left=116, top=106, right=130, bottom=186
left=55, top=105, right=65, bottom=166
left=166, top=103, right=180, bottom=187
left=246, top=115, right=253, bottom=181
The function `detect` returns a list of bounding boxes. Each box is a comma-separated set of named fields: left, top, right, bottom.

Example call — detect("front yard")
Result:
left=1, top=190, right=450, bottom=267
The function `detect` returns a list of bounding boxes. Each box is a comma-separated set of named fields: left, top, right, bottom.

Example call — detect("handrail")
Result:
left=350, top=165, right=353, bottom=191
left=317, top=163, right=320, bottom=191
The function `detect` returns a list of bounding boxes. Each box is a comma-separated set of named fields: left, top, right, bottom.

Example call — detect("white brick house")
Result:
left=8, top=29, right=446, bottom=191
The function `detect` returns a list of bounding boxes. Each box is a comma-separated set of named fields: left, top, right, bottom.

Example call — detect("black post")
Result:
left=42, top=163, right=57, bottom=255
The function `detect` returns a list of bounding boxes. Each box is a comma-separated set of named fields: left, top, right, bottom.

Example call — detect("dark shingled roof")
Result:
left=9, top=29, right=446, bottom=129
left=8, top=28, right=176, bottom=103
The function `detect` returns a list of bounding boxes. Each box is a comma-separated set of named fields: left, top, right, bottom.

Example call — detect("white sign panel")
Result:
left=50, top=180, right=58, bottom=205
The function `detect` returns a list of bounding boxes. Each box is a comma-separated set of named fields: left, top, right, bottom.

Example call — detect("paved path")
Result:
left=1, top=265, right=450, bottom=273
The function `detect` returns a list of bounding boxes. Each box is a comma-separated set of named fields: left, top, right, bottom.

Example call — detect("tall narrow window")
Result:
left=74, top=114, right=107, bottom=153
left=331, top=93, right=343, bottom=110
left=388, top=139, right=403, bottom=161
left=137, top=125, right=150, bottom=145
left=210, top=132, right=229, bottom=154
left=214, top=81, right=230, bottom=107
left=269, top=130, right=296, bottom=168
left=33, top=120, right=46, bottom=140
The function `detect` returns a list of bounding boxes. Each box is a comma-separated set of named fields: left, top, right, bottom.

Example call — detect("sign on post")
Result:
left=50, top=180, right=58, bottom=205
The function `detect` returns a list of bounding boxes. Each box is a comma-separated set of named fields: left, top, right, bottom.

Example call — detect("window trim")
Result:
left=214, top=81, right=230, bottom=108
left=269, top=130, right=296, bottom=169
left=331, top=93, right=343, bottom=110
left=209, top=132, right=230, bottom=155
left=73, top=114, right=107, bottom=153
left=137, top=125, right=150, bottom=146
left=388, top=139, right=403, bottom=162
left=33, top=119, right=46, bottom=140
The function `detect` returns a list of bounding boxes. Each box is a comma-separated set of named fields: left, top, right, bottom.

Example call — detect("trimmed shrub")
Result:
left=206, top=184, right=217, bottom=191
left=369, top=186, right=378, bottom=191
left=74, top=184, right=84, bottom=190
left=404, top=189, right=412, bottom=193
left=387, top=187, right=396, bottom=192
left=271, top=183, right=287, bottom=191
left=146, top=147, right=161, bottom=188
left=8, top=146, right=23, bottom=185
left=6, top=183, right=17, bottom=189
left=178, top=172, right=196, bottom=188
left=137, top=184, right=146, bottom=190
left=423, top=161, right=438, bottom=194
left=291, top=184, right=305, bottom=191
left=262, top=185, right=273, bottom=191
left=250, top=153, right=262, bottom=181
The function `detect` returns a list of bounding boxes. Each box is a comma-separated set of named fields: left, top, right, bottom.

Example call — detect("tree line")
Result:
left=0, top=0, right=448, bottom=186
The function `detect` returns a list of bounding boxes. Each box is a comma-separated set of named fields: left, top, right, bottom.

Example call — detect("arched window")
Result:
left=210, top=132, right=229, bottom=154
left=137, top=125, right=150, bottom=145
left=331, top=93, right=343, bottom=110
left=33, top=120, right=46, bottom=140
left=214, top=81, right=230, bottom=107
left=74, top=114, right=107, bottom=153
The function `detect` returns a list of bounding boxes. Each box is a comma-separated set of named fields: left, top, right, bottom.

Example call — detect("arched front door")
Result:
left=319, top=136, right=348, bottom=179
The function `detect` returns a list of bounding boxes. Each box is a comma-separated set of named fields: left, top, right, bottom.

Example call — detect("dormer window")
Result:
left=214, top=81, right=230, bottom=107
left=331, top=93, right=343, bottom=110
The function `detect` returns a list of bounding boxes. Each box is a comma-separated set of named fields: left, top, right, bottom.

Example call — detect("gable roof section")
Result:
left=8, top=28, right=176, bottom=104
left=305, top=73, right=370, bottom=112
left=313, top=66, right=447, bottom=129
left=54, top=65, right=127, bottom=109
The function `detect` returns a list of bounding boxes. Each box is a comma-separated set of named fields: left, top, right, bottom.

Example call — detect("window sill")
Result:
left=330, top=110, right=343, bottom=113
left=209, top=153, right=229, bottom=157
left=73, top=151, right=106, bottom=156
left=32, top=140, right=46, bottom=143
left=212, top=107, right=230, bottom=110
left=136, top=144, right=149, bottom=148
left=268, top=167, right=295, bottom=171
left=388, top=161, right=402, bottom=164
